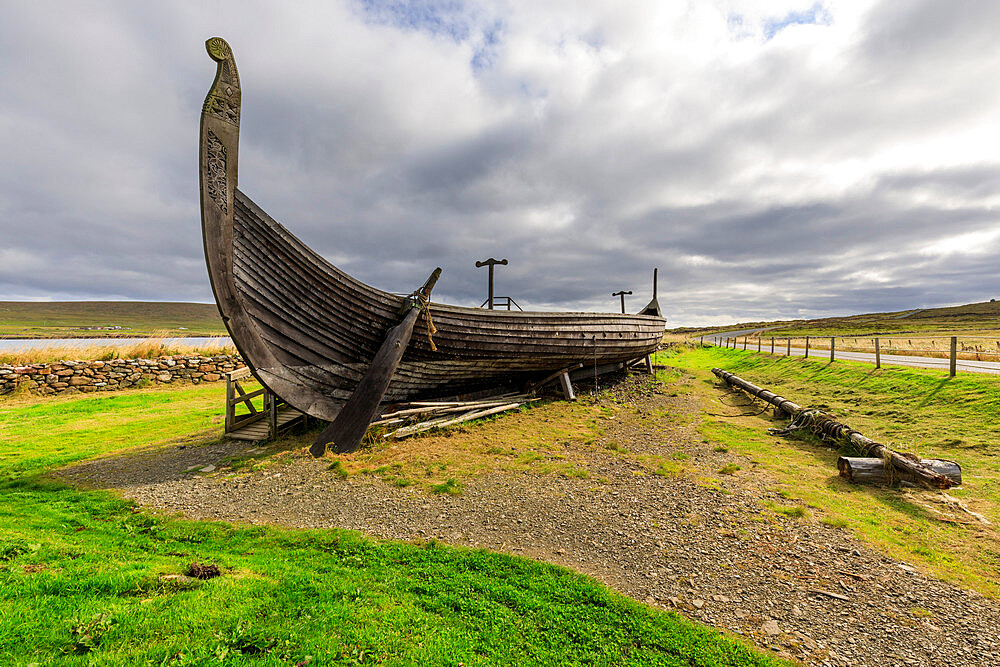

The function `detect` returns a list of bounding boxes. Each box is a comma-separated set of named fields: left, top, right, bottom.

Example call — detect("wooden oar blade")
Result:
left=310, top=308, right=421, bottom=456
left=310, top=267, right=441, bottom=457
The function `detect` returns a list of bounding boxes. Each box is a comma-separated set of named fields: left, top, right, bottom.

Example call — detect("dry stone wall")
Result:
left=0, top=354, right=245, bottom=397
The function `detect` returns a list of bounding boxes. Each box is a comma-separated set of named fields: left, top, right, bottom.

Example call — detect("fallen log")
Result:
left=388, top=402, right=524, bottom=439
left=837, top=457, right=962, bottom=486
left=711, top=368, right=959, bottom=489
left=378, top=399, right=525, bottom=420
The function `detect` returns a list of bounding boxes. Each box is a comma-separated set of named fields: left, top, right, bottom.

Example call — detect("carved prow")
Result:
left=199, top=37, right=278, bottom=378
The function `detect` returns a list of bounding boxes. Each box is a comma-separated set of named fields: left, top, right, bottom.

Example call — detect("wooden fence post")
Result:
left=875, top=338, right=881, bottom=369
left=743, top=337, right=747, bottom=350
left=787, top=338, right=791, bottom=356
left=950, top=336, right=957, bottom=377
left=830, top=336, right=835, bottom=362
left=771, top=337, right=775, bottom=354
left=757, top=338, right=761, bottom=352
left=805, top=336, right=810, bottom=358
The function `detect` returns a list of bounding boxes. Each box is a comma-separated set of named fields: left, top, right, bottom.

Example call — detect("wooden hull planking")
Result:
left=200, top=38, right=666, bottom=422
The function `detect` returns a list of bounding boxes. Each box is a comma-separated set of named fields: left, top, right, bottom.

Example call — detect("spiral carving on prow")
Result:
left=202, top=37, right=241, bottom=126
left=206, top=37, right=230, bottom=62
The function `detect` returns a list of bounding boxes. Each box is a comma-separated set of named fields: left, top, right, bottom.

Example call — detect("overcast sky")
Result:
left=2, top=1, right=999, bottom=326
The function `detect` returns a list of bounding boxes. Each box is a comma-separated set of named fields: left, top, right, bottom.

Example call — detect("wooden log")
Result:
left=390, top=402, right=522, bottom=439
left=531, top=364, right=584, bottom=392
left=378, top=398, right=526, bottom=420
left=711, top=368, right=959, bottom=489
left=569, top=362, right=624, bottom=382
left=558, top=372, right=576, bottom=401
left=838, top=457, right=962, bottom=486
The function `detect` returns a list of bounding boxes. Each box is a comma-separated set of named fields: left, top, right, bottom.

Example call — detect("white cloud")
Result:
left=0, top=0, right=999, bottom=324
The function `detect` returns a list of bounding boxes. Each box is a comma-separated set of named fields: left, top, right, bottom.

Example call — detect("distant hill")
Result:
left=671, top=300, right=1000, bottom=337
left=0, top=301, right=227, bottom=338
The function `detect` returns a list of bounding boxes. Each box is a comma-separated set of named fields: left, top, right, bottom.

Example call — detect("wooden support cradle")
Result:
left=225, top=367, right=308, bottom=441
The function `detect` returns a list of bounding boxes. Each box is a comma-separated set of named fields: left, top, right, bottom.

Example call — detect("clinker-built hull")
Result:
left=199, top=38, right=665, bottom=423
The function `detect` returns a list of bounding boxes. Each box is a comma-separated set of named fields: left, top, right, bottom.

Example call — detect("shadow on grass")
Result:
left=52, top=425, right=314, bottom=490
left=917, top=377, right=953, bottom=408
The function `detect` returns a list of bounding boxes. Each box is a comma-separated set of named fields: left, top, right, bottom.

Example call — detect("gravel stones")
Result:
left=56, top=375, right=1000, bottom=666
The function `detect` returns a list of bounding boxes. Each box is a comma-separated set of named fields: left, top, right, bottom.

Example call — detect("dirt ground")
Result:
left=59, top=374, right=1000, bottom=666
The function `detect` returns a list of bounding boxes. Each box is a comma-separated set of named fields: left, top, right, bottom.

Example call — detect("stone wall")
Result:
left=0, top=354, right=246, bottom=397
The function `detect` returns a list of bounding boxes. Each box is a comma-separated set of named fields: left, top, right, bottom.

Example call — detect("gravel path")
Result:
left=59, top=376, right=1000, bottom=666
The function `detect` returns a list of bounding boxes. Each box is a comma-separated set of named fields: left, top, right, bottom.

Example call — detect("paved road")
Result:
left=703, top=333, right=1000, bottom=376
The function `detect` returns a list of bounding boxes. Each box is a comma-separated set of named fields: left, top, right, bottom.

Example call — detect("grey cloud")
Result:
left=1, top=1, right=999, bottom=326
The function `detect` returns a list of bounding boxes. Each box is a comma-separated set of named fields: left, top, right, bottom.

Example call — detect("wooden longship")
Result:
left=199, top=37, right=665, bottom=427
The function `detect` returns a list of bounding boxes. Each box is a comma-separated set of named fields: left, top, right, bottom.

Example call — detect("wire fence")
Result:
left=700, top=333, right=1000, bottom=376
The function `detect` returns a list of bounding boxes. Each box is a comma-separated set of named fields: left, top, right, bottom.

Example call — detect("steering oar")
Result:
left=310, top=267, right=441, bottom=457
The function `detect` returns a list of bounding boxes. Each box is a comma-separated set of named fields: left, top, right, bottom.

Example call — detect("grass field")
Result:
left=660, top=345, right=1000, bottom=598
left=0, top=383, right=781, bottom=665
left=672, top=300, right=1000, bottom=339
left=0, top=301, right=227, bottom=338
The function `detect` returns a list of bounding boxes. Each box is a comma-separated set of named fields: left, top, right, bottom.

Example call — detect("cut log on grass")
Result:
left=838, top=457, right=962, bottom=486
left=711, top=367, right=959, bottom=489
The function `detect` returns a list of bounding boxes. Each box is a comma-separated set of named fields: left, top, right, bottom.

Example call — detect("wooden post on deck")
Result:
left=476, top=258, right=508, bottom=310
left=613, top=290, right=632, bottom=314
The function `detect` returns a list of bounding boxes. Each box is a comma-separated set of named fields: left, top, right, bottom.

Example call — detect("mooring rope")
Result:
left=411, top=292, right=438, bottom=351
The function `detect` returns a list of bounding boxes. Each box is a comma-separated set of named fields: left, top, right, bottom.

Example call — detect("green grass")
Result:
left=430, top=477, right=462, bottom=495
left=0, top=383, right=782, bottom=664
left=0, top=384, right=227, bottom=480
left=658, top=345, right=1000, bottom=597
left=327, top=460, right=350, bottom=479
left=0, top=301, right=227, bottom=338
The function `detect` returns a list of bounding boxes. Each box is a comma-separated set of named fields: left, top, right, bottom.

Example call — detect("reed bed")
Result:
left=0, top=336, right=236, bottom=366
